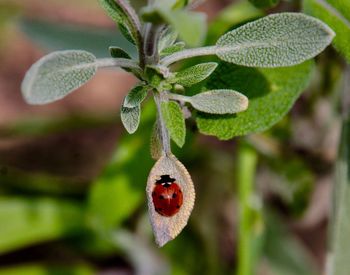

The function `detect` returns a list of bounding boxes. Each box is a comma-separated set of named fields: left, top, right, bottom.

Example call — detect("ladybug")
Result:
left=152, top=175, right=183, bottom=217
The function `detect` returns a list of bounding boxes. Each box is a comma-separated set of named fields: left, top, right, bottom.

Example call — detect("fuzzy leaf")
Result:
left=158, top=28, right=178, bottom=52
left=303, top=0, right=350, bottom=63
left=189, top=89, right=248, bottom=114
left=109, top=46, right=131, bottom=59
left=121, top=105, right=140, bottom=134
left=161, top=101, right=186, bottom=147
left=196, top=61, right=313, bottom=139
left=150, top=120, right=163, bottom=160
left=123, top=85, right=149, bottom=108
left=171, top=62, right=218, bottom=87
left=160, top=42, right=185, bottom=57
left=21, top=50, right=97, bottom=105
left=146, top=154, right=195, bottom=247
left=99, top=0, right=141, bottom=46
left=216, top=12, right=334, bottom=67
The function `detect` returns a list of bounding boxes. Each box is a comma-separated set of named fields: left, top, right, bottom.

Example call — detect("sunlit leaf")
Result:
left=216, top=13, right=334, bottom=67
left=121, top=105, right=141, bottom=134
left=123, top=85, right=149, bottom=108
left=21, top=50, right=97, bottom=105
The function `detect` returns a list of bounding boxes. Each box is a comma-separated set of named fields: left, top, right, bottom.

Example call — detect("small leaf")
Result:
left=216, top=12, right=335, bottom=67
left=303, top=0, right=350, bottom=63
left=171, top=62, right=218, bottom=87
left=196, top=61, right=314, bottom=139
left=150, top=120, right=163, bottom=160
left=158, top=28, right=178, bottom=52
left=146, top=154, right=195, bottom=247
left=123, top=85, right=149, bottom=108
left=109, top=46, right=131, bottom=59
left=161, top=101, right=186, bottom=147
left=21, top=50, right=97, bottom=105
left=160, top=42, right=185, bottom=57
left=99, top=0, right=141, bottom=47
left=189, top=89, right=248, bottom=114
left=121, top=105, right=141, bottom=134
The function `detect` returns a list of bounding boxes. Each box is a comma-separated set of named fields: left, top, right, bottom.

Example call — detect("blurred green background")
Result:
left=0, top=0, right=347, bottom=274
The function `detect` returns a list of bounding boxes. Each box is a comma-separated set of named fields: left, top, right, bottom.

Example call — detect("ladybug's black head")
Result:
left=156, top=175, right=176, bottom=187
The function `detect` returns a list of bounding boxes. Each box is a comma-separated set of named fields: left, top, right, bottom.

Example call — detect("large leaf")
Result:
left=216, top=13, right=334, bottom=67
left=196, top=61, right=313, bottom=139
left=327, top=119, right=350, bottom=275
left=20, top=19, right=136, bottom=58
left=22, top=50, right=97, bottom=105
left=120, top=105, right=141, bottom=134
left=0, top=197, right=85, bottom=254
left=303, top=0, right=350, bottom=63
left=161, top=101, right=186, bottom=147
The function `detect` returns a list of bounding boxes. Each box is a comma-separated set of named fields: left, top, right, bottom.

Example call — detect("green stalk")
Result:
left=236, top=143, right=258, bottom=275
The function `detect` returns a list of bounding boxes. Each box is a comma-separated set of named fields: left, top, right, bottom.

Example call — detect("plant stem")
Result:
left=160, top=46, right=217, bottom=66
left=153, top=92, right=171, bottom=155
left=236, top=143, right=258, bottom=275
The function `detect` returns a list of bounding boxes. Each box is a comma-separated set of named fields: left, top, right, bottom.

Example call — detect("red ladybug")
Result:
left=152, top=175, right=183, bottom=217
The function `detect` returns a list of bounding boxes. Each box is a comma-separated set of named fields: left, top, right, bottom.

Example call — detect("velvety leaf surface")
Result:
left=196, top=61, right=314, bottom=139
left=21, top=50, right=97, bottom=105
left=216, top=13, right=334, bottom=67
left=121, top=105, right=141, bottom=134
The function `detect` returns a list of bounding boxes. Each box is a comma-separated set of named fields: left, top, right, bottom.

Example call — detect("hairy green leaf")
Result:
left=160, top=42, right=185, bottom=57
left=21, top=50, right=97, bottom=105
left=0, top=198, right=84, bottom=253
left=189, top=89, right=248, bottom=114
left=216, top=13, right=334, bottom=67
left=161, top=101, right=186, bottom=147
left=196, top=61, right=313, bottom=139
left=158, top=28, right=178, bottom=52
left=121, top=105, right=141, bottom=134
left=109, top=46, right=131, bottom=59
left=99, top=0, right=141, bottom=47
left=171, top=62, right=218, bottom=87
left=124, top=85, right=149, bottom=108
left=303, top=0, right=350, bottom=63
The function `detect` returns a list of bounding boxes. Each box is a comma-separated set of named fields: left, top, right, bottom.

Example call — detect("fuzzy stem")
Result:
left=153, top=92, right=171, bottom=155
left=160, top=46, right=217, bottom=66
left=167, top=93, right=190, bottom=103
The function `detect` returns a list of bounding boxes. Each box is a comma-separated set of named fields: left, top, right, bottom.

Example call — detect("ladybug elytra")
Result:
left=152, top=175, right=183, bottom=217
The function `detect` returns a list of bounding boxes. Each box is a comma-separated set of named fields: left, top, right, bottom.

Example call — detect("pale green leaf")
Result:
left=0, top=197, right=84, bottom=253
left=189, top=89, right=248, bottom=114
left=160, top=42, right=185, bottom=57
left=123, top=85, right=149, bottom=108
left=150, top=120, right=163, bottom=160
left=171, top=62, right=218, bottom=87
left=216, top=13, right=334, bottom=67
left=121, top=105, right=141, bottom=134
left=158, top=28, right=178, bottom=52
left=99, top=0, right=141, bottom=47
left=21, top=50, right=97, bottom=105
left=161, top=101, right=186, bottom=147
left=303, top=0, right=350, bottom=63
left=196, top=61, right=313, bottom=139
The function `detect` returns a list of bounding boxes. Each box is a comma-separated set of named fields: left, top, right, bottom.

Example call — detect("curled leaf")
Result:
left=146, top=154, right=195, bottom=247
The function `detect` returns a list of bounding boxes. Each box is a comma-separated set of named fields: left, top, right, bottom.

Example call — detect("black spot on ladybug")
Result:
left=156, top=175, right=176, bottom=184
left=159, top=195, right=164, bottom=200
left=176, top=205, right=180, bottom=209
left=172, top=193, right=177, bottom=198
